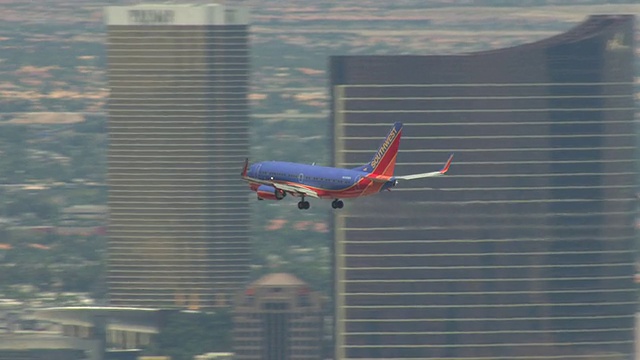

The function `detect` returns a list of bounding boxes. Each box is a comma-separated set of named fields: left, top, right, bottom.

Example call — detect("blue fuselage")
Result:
left=246, top=161, right=395, bottom=198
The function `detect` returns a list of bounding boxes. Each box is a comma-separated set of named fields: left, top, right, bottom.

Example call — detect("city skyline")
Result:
left=0, top=3, right=637, bottom=360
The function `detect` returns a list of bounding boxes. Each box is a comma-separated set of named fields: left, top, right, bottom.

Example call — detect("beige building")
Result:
left=233, top=273, right=323, bottom=360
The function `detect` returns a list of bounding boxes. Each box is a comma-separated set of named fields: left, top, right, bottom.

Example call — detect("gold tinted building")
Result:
left=104, top=4, right=250, bottom=309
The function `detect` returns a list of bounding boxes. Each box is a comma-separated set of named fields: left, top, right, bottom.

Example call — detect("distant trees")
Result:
left=143, top=310, right=233, bottom=360
left=4, top=192, right=60, bottom=222
left=0, top=225, right=105, bottom=294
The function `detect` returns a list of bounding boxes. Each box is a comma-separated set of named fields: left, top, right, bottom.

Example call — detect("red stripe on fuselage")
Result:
left=248, top=178, right=383, bottom=200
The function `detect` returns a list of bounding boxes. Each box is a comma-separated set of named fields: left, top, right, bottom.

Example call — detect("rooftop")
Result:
left=251, top=273, right=307, bottom=287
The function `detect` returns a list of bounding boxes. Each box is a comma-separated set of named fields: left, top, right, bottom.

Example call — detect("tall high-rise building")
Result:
left=330, top=15, right=636, bottom=359
left=104, top=4, right=251, bottom=309
left=233, top=273, right=324, bottom=360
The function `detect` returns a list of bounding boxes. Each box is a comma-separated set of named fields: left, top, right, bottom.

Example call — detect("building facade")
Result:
left=233, top=273, right=324, bottom=360
left=330, top=15, right=636, bottom=359
left=104, top=4, right=251, bottom=309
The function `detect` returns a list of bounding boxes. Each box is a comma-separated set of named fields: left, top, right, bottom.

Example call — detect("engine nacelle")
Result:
left=256, top=184, right=286, bottom=201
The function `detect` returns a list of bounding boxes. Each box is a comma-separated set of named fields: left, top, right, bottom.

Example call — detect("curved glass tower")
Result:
left=331, top=15, right=636, bottom=359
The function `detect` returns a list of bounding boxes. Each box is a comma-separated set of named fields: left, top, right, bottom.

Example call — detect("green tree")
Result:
left=144, top=310, right=232, bottom=360
left=4, top=192, right=60, bottom=222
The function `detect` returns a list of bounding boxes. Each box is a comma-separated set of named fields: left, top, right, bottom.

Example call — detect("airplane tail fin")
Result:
left=353, top=122, right=402, bottom=176
left=241, top=158, right=249, bottom=178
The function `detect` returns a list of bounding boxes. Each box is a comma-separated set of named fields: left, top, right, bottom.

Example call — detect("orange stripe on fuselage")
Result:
left=249, top=179, right=364, bottom=199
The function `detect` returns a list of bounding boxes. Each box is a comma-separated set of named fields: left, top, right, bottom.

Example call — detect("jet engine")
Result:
left=256, top=184, right=286, bottom=200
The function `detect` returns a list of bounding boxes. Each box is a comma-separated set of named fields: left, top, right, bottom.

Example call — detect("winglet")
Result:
left=440, top=153, right=454, bottom=174
left=394, top=153, right=454, bottom=181
left=241, top=158, right=249, bottom=177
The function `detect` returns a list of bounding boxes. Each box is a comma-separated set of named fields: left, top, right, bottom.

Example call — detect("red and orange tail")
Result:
left=353, top=122, right=402, bottom=176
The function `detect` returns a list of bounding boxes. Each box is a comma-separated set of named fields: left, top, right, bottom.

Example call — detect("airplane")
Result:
left=241, top=122, right=453, bottom=210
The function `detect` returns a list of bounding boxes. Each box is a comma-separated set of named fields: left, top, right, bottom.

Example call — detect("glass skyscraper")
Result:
left=331, top=15, right=636, bottom=359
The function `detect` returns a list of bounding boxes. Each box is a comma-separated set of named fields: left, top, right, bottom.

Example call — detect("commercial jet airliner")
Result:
left=241, top=122, right=453, bottom=210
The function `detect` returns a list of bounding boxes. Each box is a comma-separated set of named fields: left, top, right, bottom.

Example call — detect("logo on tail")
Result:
left=354, top=122, right=403, bottom=176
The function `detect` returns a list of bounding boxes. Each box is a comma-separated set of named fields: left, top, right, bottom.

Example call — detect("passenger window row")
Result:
left=262, top=171, right=351, bottom=184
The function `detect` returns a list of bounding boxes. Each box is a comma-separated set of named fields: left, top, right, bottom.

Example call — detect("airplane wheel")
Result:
left=337, top=200, right=344, bottom=209
left=298, top=201, right=310, bottom=210
left=332, top=199, right=344, bottom=209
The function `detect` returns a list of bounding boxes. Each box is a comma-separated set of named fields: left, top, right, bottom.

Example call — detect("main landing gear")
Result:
left=297, top=198, right=344, bottom=210
left=331, top=199, right=344, bottom=209
left=297, top=198, right=310, bottom=210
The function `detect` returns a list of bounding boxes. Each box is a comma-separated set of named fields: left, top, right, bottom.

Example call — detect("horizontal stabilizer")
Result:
left=395, top=153, right=453, bottom=181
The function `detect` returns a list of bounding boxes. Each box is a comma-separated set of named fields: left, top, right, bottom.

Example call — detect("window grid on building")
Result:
left=106, top=6, right=250, bottom=309
left=331, top=15, right=636, bottom=360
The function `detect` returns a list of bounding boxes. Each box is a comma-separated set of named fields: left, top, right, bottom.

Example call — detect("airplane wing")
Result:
left=395, top=154, right=454, bottom=180
left=365, top=174, right=393, bottom=183
left=271, top=182, right=320, bottom=199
